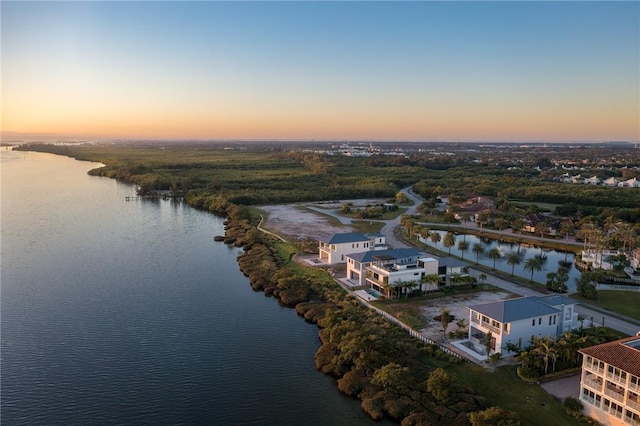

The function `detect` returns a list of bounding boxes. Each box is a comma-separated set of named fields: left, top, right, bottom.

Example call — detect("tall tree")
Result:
left=524, top=256, right=543, bottom=282
left=458, top=240, right=470, bottom=259
left=488, top=248, right=501, bottom=270
left=443, top=231, right=456, bottom=255
left=506, top=252, right=521, bottom=276
left=430, top=231, right=442, bottom=248
left=441, top=308, right=451, bottom=339
left=472, top=243, right=484, bottom=265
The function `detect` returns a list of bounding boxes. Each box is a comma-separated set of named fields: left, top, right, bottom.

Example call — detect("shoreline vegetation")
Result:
left=17, top=142, right=640, bottom=425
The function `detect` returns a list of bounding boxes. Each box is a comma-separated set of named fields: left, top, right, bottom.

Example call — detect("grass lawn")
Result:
left=351, top=220, right=385, bottom=234
left=450, top=363, right=581, bottom=426
left=572, top=291, right=640, bottom=323
left=510, top=200, right=561, bottom=212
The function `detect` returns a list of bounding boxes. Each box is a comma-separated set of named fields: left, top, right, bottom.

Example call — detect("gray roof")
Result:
left=319, top=232, right=383, bottom=244
left=347, top=248, right=421, bottom=263
left=535, top=294, right=575, bottom=308
left=468, top=296, right=563, bottom=323
left=438, top=257, right=467, bottom=268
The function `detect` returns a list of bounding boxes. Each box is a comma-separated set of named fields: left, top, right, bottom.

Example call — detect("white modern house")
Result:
left=578, top=336, right=640, bottom=425
left=467, top=295, right=579, bottom=356
left=437, top=257, right=470, bottom=284
left=318, top=232, right=387, bottom=264
left=345, top=248, right=438, bottom=298
left=619, top=178, right=640, bottom=188
left=603, top=177, right=620, bottom=187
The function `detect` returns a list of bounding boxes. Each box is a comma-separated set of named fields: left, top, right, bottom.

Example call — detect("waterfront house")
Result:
left=345, top=248, right=438, bottom=297
left=318, top=232, right=387, bottom=264
left=467, top=295, right=579, bottom=356
left=437, top=257, right=470, bottom=285
left=578, top=336, right=640, bottom=425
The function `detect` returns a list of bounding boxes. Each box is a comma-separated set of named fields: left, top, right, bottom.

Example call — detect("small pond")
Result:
left=418, top=231, right=581, bottom=292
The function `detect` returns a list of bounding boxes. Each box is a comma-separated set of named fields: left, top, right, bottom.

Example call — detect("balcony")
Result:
left=581, top=394, right=600, bottom=408
left=583, top=378, right=603, bottom=392
left=604, top=387, right=625, bottom=403
left=585, top=363, right=605, bottom=375
left=627, top=398, right=640, bottom=412
left=606, top=371, right=627, bottom=385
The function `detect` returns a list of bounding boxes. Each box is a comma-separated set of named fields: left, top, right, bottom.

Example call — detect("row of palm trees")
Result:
left=408, top=219, right=548, bottom=282
left=517, top=326, right=619, bottom=377
left=380, top=272, right=486, bottom=300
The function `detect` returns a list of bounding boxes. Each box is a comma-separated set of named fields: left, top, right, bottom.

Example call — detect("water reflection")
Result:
left=419, top=231, right=580, bottom=292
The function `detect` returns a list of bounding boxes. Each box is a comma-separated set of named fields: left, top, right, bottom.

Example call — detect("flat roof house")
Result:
left=345, top=248, right=438, bottom=298
left=467, top=295, right=578, bottom=357
left=578, top=336, right=640, bottom=425
left=318, top=232, right=387, bottom=264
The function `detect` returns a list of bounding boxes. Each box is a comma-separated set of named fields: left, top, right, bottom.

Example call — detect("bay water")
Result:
left=0, top=150, right=377, bottom=425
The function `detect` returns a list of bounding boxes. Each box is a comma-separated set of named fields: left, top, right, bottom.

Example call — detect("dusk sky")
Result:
left=2, top=1, right=639, bottom=142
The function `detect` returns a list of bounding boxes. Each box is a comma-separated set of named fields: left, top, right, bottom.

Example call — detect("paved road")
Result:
left=390, top=188, right=640, bottom=337
left=302, top=188, right=640, bottom=336
left=380, top=186, right=421, bottom=249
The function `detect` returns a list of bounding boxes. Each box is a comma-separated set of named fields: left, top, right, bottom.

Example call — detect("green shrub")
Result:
left=563, top=397, right=583, bottom=419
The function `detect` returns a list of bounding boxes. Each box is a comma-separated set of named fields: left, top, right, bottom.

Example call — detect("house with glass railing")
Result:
left=466, top=295, right=578, bottom=357
left=578, top=336, right=640, bottom=425
left=345, top=248, right=438, bottom=297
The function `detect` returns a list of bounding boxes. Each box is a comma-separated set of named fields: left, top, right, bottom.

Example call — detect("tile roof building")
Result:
left=578, top=336, right=640, bottom=425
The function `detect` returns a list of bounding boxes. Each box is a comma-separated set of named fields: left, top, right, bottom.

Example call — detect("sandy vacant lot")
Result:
left=258, top=199, right=386, bottom=241
left=418, top=291, right=515, bottom=341
left=258, top=204, right=352, bottom=241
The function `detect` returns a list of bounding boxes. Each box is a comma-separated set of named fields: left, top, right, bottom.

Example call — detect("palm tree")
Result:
left=419, top=226, right=430, bottom=242
left=511, top=217, right=525, bottom=234
left=449, top=272, right=463, bottom=287
left=443, top=231, right=456, bottom=255
left=488, top=248, right=501, bottom=270
left=430, top=231, right=442, bottom=248
left=441, top=308, right=451, bottom=339
left=478, top=273, right=487, bottom=285
left=404, top=280, right=419, bottom=298
left=421, top=273, right=440, bottom=293
left=472, top=243, right=484, bottom=265
left=506, top=252, right=521, bottom=276
left=458, top=240, right=469, bottom=259
left=524, top=255, right=543, bottom=282
left=400, top=215, right=416, bottom=237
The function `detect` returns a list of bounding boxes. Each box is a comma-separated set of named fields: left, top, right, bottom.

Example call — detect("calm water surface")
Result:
left=1, top=150, right=379, bottom=425
left=420, top=230, right=580, bottom=291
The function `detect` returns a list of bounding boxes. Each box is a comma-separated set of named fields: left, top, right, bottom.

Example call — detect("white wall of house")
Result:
left=579, top=354, right=640, bottom=426
left=319, top=236, right=384, bottom=264
left=469, top=310, right=562, bottom=356
left=346, top=257, right=365, bottom=286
